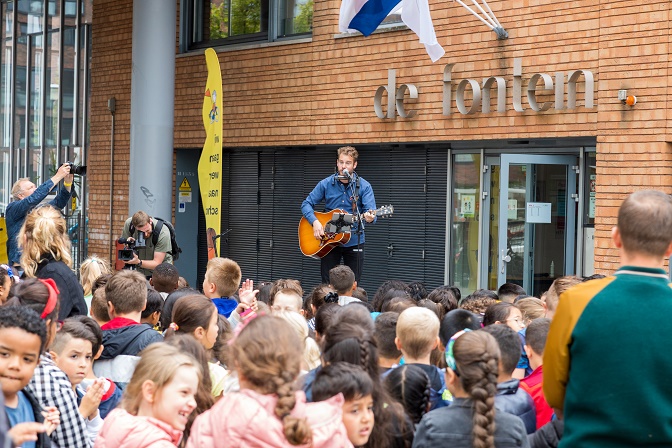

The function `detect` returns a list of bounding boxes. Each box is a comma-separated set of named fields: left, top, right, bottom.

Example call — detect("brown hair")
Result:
left=105, top=270, right=147, bottom=315
left=307, top=283, right=336, bottom=311
left=9, top=278, right=59, bottom=322
left=396, top=307, right=440, bottom=359
left=269, top=279, right=303, bottom=305
left=211, top=314, right=232, bottom=367
left=337, top=146, right=359, bottom=162
left=205, top=258, right=241, bottom=297
left=164, top=294, right=217, bottom=339
left=90, top=288, right=111, bottom=323
left=329, top=265, right=355, bottom=295
left=618, top=190, right=672, bottom=257
left=19, top=206, right=72, bottom=277
left=163, top=334, right=214, bottom=440
left=50, top=319, right=97, bottom=355
left=453, top=331, right=501, bottom=448
left=130, top=210, right=151, bottom=228
left=525, top=318, right=551, bottom=356
left=544, top=276, right=582, bottom=312
left=121, top=343, right=201, bottom=416
left=232, top=315, right=312, bottom=445
left=426, top=286, right=458, bottom=320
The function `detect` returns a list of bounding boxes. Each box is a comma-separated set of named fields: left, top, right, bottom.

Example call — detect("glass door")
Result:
left=497, top=155, right=578, bottom=296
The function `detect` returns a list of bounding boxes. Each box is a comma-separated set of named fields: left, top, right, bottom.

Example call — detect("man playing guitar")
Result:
left=301, top=146, right=377, bottom=283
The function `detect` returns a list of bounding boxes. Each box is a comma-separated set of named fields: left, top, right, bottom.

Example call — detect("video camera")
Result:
left=65, top=161, right=87, bottom=176
left=117, top=233, right=146, bottom=262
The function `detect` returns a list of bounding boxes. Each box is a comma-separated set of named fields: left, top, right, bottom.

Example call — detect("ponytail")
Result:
left=453, top=331, right=500, bottom=448
left=232, top=315, right=312, bottom=446
left=274, top=371, right=312, bottom=445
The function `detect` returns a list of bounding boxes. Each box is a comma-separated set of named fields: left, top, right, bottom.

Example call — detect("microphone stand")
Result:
left=347, top=172, right=364, bottom=282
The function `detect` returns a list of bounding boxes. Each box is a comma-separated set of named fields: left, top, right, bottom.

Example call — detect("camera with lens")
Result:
left=65, top=161, right=87, bottom=176
left=117, top=232, right=146, bottom=263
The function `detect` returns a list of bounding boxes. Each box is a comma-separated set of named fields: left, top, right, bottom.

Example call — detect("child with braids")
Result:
left=412, top=330, right=529, bottom=448
left=319, top=308, right=413, bottom=448
left=384, top=364, right=432, bottom=429
left=186, top=315, right=352, bottom=447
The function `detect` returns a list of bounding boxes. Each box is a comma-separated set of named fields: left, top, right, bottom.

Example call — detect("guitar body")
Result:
left=298, top=210, right=351, bottom=259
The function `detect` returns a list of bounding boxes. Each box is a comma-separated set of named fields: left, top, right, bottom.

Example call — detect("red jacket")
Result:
left=521, top=364, right=554, bottom=429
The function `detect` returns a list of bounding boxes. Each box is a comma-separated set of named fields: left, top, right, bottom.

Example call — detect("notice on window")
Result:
left=461, top=195, right=475, bottom=218
left=526, top=202, right=552, bottom=224
left=507, top=199, right=518, bottom=220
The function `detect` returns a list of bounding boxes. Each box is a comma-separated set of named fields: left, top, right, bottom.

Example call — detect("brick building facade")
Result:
left=87, top=0, right=672, bottom=293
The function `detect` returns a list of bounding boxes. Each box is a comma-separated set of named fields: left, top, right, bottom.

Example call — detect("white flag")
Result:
left=401, top=0, right=445, bottom=62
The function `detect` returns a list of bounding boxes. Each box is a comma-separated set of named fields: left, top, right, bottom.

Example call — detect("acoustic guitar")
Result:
left=298, top=205, right=394, bottom=259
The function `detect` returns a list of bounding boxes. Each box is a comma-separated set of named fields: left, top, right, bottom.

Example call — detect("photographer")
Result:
left=120, top=211, right=173, bottom=277
left=6, top=163, right=73, bottom=268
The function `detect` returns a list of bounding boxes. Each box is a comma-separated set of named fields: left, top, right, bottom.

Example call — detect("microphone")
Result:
left=337, top=169, right=353, bottom=181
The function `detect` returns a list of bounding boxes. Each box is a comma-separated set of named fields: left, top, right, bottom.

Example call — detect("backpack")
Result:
left=130, top=217, right=182, bottom=261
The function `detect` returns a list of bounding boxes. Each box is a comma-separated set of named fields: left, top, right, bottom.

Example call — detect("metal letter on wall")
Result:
left=567, top=70, right=595, bottom=109
left=482, top=77, right=506, bottom=113
left=443, top=64, right=455, bottom=115
left=527, top=73, right=554, bottom=111
left=555, top=72, right=565, bottom=110
left=456, top=79, right=481, bottom=115
left=513, top=58, right=525, bottom=112
left=374, top=69, right=396, bottom=119
left=396, top=84, right=418, bottom=118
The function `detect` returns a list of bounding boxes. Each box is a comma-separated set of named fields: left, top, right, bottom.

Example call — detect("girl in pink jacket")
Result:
left=95, top=343, right=201, bottom=447
left=186, top=315, right=353, bottom=448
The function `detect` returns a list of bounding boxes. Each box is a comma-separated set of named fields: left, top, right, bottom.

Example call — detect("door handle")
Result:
left=501, top=249, right=511, bottom=274
left=387, top=244, right=394, bottom=257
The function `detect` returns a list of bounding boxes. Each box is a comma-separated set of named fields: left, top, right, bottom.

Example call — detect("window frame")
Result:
left=180, top=0, right=312, bottom=53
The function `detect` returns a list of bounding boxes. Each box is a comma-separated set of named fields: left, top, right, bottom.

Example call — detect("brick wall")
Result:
left=89, top=0, right=134, bottom=259
left=90, top=0, right=672, bottom=273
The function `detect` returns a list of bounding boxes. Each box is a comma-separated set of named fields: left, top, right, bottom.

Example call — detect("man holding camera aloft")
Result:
left=6, top=163, right=74, bottom=268
left=120, top=210, right=173, bottom=277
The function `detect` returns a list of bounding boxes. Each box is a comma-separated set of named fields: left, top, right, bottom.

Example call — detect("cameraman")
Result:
left=6, top=163, right=73, bottom=268
left=120, top=211, right=173, bottom=277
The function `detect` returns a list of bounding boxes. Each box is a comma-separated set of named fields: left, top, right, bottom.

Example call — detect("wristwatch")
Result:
left=138, top=260, right=143, bottom=268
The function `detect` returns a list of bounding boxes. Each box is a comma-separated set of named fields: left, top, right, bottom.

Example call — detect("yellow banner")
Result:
left=198, top=48, right=223, bottom=259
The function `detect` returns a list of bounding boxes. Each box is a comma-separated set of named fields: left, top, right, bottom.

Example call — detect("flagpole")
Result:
left=454, top=0, right=494, bottom=30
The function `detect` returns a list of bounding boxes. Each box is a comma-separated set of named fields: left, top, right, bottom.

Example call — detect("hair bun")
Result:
left=324, top=292, right=339, bottom=304
left=169, top=322, right=179, bottom=331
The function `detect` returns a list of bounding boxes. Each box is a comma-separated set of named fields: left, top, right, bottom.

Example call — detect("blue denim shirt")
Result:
left=301, top=173, right=376, bottom=247
left=6, top=180, right=72, bottom=264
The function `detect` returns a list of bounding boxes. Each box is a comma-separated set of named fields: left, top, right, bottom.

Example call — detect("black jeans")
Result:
left=320, top=244, right=364, bottom=284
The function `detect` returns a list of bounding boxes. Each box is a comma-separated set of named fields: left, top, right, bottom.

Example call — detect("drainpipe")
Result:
left=108, top=97, right=116, bottom=262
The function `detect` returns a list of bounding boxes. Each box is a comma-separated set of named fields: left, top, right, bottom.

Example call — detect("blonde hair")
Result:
left=121, top=343, right=202, bottom=416
left=515, top=297, right=545, bottom=325
left=232, top=315, right=312, bottom=445
left=79, top=257, right=111, bottom=297
left=275, top=311, right=321, bottom=371
left=19, top=206, right=72, bottom=278
left=544, top=276, right=582, bottom=312
left=11, top=178, right=30, bottom=200
left=270, top=279, right=303, bottom=306
left=397, top=307, right=440, bottom=359
left=337, top=146, right=359, bottom=162
left=205, top=257, right=242, bottom=297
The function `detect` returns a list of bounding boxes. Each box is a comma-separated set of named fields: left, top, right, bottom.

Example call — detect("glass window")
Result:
left=186, top=0, right=309, bottom=49
left=450, top=153, right=480, bottom=296
left=277, top=0, right=312, bottom=37
left=1, top=2, right=13, bottom=149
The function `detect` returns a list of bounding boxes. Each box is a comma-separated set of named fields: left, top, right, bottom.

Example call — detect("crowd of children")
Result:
left=2, top=192, right=668, bottom=447
left=0, top=245, right=602, bottom=448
